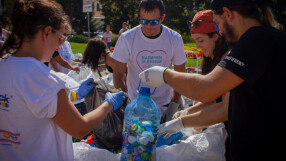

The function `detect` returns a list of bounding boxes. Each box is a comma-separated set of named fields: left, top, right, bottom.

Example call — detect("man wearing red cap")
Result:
left=139, top=0, right=286, bottom=160
left=155, top=9, right=231, bottom=160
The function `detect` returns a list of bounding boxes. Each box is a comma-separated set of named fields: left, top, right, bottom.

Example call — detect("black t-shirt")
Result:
left=105, top=51, right=113, bottom=73
left=44, top=51, right=60, bottom=66
left=218, top=26, right=286, bottom=160
left=106, top=62, right=113, bottom=73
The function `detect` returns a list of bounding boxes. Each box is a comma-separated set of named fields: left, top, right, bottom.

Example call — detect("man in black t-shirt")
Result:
left=211, top=1, right=286, bottom=160
left=139, top=0, right=286, bottom=160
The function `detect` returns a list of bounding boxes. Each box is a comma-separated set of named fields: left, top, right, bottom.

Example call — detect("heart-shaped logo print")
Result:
left=136, top=50, right=167, bottom=71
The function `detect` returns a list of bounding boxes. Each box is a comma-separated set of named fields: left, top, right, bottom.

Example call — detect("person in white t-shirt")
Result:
left=112, top=0, right=187, bottom=123
left=0, top=1, right=125, bottom=161
left=50, top=41, right=80, bottom=74
left=49, top=21, right=80, bottom=74
left=119, top=22, right=128, bottom=36
left=103, top=24, right=112, bottom=50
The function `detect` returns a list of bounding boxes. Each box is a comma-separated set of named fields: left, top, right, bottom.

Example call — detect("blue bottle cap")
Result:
left=139, top=87, right=150, bottom=95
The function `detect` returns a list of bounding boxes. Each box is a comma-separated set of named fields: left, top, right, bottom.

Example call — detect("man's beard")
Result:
left=223, top=20, right=238, bottom=49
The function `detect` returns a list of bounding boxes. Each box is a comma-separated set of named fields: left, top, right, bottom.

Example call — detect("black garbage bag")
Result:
left=84, top=79, right=130, bottom=153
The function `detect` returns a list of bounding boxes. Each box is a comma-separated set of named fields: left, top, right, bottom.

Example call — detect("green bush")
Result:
left=181, top=32, right=195, bottom=44
left=68, top=34, right=89, bottom=43
left=111, top=34, right=119, bottom=46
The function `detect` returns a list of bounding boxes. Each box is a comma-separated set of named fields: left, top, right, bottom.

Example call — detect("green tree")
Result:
left=99, top=0, right=140, bottom=34
left=56, top=0, right=88, bottom=34
left=0, top=0, right=14, bottom=24
left=272, top=0, right=286, bottom=29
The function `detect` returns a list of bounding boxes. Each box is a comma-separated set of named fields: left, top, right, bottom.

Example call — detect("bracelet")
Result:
left=71, top=91, right=78, bottom=101
left=181, top=118, right=186, bottom=128
left=163, top=67, right=169, bottom=84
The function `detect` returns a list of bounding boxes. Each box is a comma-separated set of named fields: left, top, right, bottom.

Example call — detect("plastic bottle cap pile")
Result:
left=121, top=120, right=156, bottom=161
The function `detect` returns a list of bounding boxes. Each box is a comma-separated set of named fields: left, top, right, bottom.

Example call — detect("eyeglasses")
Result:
left=140, top=17, right=161, bottom=26
left=52, top=29, right=69, bottom=42
left=192, top=20, right=214, bottom=28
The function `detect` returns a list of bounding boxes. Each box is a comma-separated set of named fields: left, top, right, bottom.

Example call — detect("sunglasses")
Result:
left=140, top=17, right=161, bottom=26
left=192, top=20, right=214, bottom=28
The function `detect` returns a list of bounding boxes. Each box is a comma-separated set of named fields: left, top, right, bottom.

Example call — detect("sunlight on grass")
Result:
left=70, top=42, right=197, bottom=55
left=70, top=42, right=87, bottom=54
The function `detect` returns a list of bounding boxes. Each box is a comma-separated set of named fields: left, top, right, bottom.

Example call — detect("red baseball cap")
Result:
left=191, top=10, right=217, bottom=34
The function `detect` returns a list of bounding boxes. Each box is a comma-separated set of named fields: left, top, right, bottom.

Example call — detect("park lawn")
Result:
left=70, top=42, right=197, bottom=55
left=70, top=42, right=87, bottom=54
left=70, top=42, right=201, bottom=67
left=184, top=43, right=197, bottom=47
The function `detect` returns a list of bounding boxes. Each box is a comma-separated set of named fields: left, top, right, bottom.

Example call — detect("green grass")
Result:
left=185, top=58, right=202, bottom=68
left=70, top=42, right=87, bottom=54
left=184, top=43, right=197, bottom=47
left=70, top=42, right=197, bottom=55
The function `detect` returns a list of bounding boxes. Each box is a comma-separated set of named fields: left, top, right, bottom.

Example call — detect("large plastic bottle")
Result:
left=121, top=87, right=161, bottom=161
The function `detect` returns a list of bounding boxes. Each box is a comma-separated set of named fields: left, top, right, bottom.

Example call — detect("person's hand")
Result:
left=73, top=66, right=80, bottom=71
left=172, top=109, right=188, bottom=119
left=104, top=91, right=125, bottom=110
left=139, top=66, right=168, bottom=87
left=75, top=78, right=94, bottom=99
left=156, top=132, right=183, bottom=147
left=165, top=102, right=179, bottom=121
left=158, top=118, right=185, bottom=139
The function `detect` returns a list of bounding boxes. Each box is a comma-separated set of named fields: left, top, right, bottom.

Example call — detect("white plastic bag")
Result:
left=73, top=142, right=121, bottom=161
left=73, top=123, right=226, bottom=161
left=156, top=123, right=226, bottom=161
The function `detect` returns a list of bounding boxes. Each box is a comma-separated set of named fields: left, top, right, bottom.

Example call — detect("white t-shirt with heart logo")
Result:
left=113, top=25, right=186, bottom=107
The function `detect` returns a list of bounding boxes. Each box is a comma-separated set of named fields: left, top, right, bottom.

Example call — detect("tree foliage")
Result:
left=0, top=0, right=285, bottom=34
left=99, top=0, right=140, bottom=34
left=56, top=0, right=90, bottom=34
left=272, top=0, right=286, bottom=28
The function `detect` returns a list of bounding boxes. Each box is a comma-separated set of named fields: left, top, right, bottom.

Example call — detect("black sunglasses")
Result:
left=140, top=17, right=161, bottom=26
left=192, top=20, right=214, bottom=28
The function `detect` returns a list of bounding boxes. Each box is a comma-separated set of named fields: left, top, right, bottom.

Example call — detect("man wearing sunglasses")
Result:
left=139, top=0, right=286, bottom=160
left=112, top=0, right=186, bottom=123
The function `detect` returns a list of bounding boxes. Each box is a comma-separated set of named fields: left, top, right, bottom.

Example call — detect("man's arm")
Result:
left=113, top=59, right=127, bottom=92
left=164, top=65, right=243, bottom=103
left=181, top=92, right=229, bottom=128
left=172, top=63, right=186, bottom=103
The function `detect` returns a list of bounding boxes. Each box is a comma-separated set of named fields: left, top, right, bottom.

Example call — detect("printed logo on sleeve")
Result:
left=0, top=94, right=12, bottom=112
left=0, top=129, right=21, bottom=145
left=225, top=56, right=245, bottom=67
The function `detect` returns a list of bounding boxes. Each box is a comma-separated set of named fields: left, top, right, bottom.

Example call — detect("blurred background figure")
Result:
left=103, top=24, right=112, bottom=50
left=48, top=16, right=80, bottom=74
left=119, top=22, right=128, bottom=36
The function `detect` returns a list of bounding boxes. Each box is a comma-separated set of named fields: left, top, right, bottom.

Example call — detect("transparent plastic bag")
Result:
left=67, top=65, right=93, bottom=84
